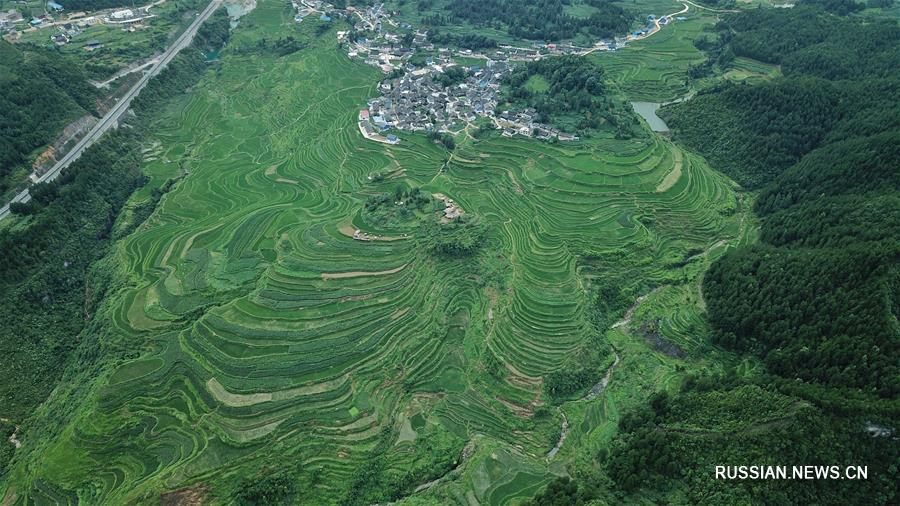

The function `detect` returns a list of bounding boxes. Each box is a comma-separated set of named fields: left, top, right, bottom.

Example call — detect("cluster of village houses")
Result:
left=294, top=1, right=678, bottom=145
left=1, top=1, right=160, bottom=48
left=363, top=59, right=579, bottom=141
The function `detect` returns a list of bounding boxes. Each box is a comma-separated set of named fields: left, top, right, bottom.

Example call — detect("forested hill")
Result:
left=660, top=5, right=900, bottom=189
left=661, top=4, right=900, bottom=398
left=0, top=42, right=97, bottom=194
left=418, top=0, right=631, bottom=42
left=501, top=56, right=641, bottom=137
left=529, top=6, right=899, bottom=505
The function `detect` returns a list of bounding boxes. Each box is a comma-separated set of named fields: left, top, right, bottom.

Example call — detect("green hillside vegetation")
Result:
left=0, top=1, right=756, bottom=503
left=414, top=0, right=632, bottom=43
left=528, top=4, right=899, bottom=505
left=607, top=380, right=895, bottom=504
left=16, top=0, right=208, bottom=80
left=661, top=6, right=900, bottom=188
left=0, top=41, right=96, bottom=194
left=800, top=0, right=866, bottom=15
left=591, top=14, right=714, bottom=103
left=532, top=375, right=897, bottom=505
left=660, top=4, right=900, bottom=397
left=502, top=55, right=642, bottom=136
left=0, top=4, right=231, bottom=480
left=363, top=186, right=437, bottom=227
left=2, top=1, right=896, bottom=504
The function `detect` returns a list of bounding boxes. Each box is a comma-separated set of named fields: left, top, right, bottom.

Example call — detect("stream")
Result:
left=413, top=439, right=476, bottom=493
left=582, top=351, right=621, bottom=401
left=548, top=288, right=663, bottom=457
left=546, top=410, right=569, bottom=458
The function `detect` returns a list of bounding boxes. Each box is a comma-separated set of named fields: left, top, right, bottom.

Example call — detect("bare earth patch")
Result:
left=161, top=484, right=208, bottom=506
left=656, top=148, right=683, bottom=192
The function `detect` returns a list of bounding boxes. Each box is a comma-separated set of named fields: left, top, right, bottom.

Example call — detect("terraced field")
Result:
left=592, top=14, right=714, bottom=102
left=4, top=2, right=754, bottom=504
left=724, top=57, right=782, bottom=84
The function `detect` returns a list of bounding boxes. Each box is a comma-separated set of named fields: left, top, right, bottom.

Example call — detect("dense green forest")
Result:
left=419, top=0, right=631, bottom=42
left=663, top=6, right=900, bottom=188
left=426, top=31, right=498, bottom=50
left=0, top=42, right=97, bottom=194
left=0, top=7, right=231, bottom=478
left=530, top=4, right=899, bottom=504
left=502, top=55, right=640, bottom=136
left=530, top=377, right=896, bottom=505
left=662, top=4, right=900, bottom=398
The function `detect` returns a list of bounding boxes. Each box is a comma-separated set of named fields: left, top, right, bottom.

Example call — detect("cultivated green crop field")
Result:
left=4, top=2, right=756, bottom=504
left=591, top=14, right=714, bottom=102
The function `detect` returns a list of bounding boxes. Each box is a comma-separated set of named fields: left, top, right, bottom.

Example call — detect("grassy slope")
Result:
left=2, top=2, right=753, bottom=504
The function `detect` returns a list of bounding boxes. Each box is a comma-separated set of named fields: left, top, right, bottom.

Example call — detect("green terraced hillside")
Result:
left=1, top=1, right=755, bottom=504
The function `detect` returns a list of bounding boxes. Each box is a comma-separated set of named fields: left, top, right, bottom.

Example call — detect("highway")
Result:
left=0, top=0, right=222, bottom=222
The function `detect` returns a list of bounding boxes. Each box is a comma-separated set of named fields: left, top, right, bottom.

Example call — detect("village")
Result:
left=361, top=58, right=581, bottom=142
left=293, top=1, right=685, bottom=144
left=1, top=0, right=168, bottom=50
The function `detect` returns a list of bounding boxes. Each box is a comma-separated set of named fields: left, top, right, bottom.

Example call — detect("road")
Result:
left=91, top=58, right=160, bottom=89
left=681, top=0, right=739, bottom=13
left=491, top=2, right=694, bottom=59
left=0, top=0, right=222, bottom=222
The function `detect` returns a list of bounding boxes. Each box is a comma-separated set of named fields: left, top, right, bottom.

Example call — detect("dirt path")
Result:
left=681, top=0, right=739, bottom=13
left=91, top=58, right=159, bottom=89
left=656, top=148, right=683, bottom=192
left=9, top=427, right=20, bottom=449
left=321, top=263, right=407, bottom=280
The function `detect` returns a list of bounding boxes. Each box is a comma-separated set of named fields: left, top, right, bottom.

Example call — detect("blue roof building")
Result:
left=48, top=2, right=64, bottom=11
left=319, top=14, right=331, bottom=22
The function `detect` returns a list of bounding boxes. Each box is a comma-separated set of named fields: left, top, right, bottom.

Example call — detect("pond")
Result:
left=630, top=101, right=669, bottom=133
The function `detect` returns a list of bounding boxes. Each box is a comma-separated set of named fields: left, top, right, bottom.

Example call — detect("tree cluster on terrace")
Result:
left=503, top=55, right=636, bottom=136
left=423, top=0, right=631, bottom=42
